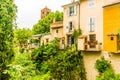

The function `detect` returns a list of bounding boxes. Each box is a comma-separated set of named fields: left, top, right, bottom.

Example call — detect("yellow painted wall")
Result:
left=104, top=3, right=120, bottom=52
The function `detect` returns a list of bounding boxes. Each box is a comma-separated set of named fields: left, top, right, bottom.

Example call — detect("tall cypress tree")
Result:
left=0, top=0, right=17, bottom=79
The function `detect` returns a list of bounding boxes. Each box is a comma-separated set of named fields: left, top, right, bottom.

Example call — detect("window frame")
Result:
left=88, top=0, right=95, bottom=9
left=88, top=17, right=96, bottom=32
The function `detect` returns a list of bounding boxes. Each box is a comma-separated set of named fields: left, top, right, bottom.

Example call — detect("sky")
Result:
left=14, top=0, right=73, bottom=29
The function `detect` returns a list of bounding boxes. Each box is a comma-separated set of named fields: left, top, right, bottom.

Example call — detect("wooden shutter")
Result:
left=66, top=7, right=69, bottom=16
left=74, top=5, right=76, bottom=15
left=66, top=22, right=69, bottom=33
left=88, top=17, right=90, bottom=32
left=92, top=17, right=95, bottom=32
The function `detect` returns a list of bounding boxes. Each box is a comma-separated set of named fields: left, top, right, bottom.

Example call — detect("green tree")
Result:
left=32, top=11, right=63, bottom=34
left=95, top=57, right=111, bottom=73
left=0, top=0, right=17, bottom=79
left=32, top=39, right=86, bottom=80
left=15, top=28, right=32, bottom=47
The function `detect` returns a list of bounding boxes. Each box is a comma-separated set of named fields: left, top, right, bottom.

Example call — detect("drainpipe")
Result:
left=78, top=0, right=80, bottom=30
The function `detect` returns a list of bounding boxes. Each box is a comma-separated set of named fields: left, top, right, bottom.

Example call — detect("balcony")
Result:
left=78, top=36, right=102, bottom=51
left=66, top=27, right=74, bottom=35
left=85, top=43, right=102, bottom=51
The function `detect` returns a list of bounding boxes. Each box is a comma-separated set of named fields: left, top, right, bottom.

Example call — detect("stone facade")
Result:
left=41, top=6, right=51, bottom=19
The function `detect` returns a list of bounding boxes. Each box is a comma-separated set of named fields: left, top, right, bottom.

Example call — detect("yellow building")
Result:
left=103, top=2, right=120, bottom=53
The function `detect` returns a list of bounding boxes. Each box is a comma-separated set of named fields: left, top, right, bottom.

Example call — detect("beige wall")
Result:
left=83, top=52, right=101, bottom=80
left=40, top=34, right=52, bottom=45
left=83, top=51, right=120, bottom=80
left=51, top=28, right=63, bottom=38
left=80, top=0, right=104, bottom=49
left=50, top=21, right=64, bottom=38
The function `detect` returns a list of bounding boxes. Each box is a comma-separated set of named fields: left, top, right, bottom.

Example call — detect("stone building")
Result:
left=41, top=6, right=51, bottom=19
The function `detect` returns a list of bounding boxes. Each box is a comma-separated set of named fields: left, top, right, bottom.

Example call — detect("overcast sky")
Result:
left=14, top=0, right=74, bottom=29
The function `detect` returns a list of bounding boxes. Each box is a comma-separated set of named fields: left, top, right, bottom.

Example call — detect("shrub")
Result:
left=95, top=57, right=120, bottom=80
left=32, top=39, right=86, bottom=80
left=4, top=53, right=36, bottom=80
left=96, top=69, right=115, bottom=80
left=19, top=48, right=25, bottom=53
left=95, top=57, right=111, bottom=73
left=49, top=46, right=86, bottom=80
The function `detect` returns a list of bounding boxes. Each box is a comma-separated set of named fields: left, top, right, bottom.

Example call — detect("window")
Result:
left=88, top=17, right=95, bottom=32
left=62, top=39, right=65, bottom=49
left=111, top=37, right=114, bottom=40
left=88, top=0, right=95, bottom=8
left=46, top=39, right=49, bottom=43
left=69, top=21, right=74, bottom=32
left=47, top=12, right=49, bottom=15
left=68, top=5, right=76, bottom=16
left=70, top=22, right=73, bottom=31
left=68, top=36, right=74, bottom=47
left=69, top=6, right=74, bottom=16
left=56, top=29, right=58, bottom=33
left=89, top=34, right=96, bottom=48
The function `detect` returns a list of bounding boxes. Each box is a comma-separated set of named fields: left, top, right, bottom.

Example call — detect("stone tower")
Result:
left=41, top=6, right=51, bottom=19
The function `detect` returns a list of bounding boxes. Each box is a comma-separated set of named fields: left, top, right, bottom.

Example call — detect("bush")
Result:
left=32, top=38, right=60, bottom=73
left=95, top=57, right=111, bottom=73
left=95, top=57, right=120, bottom=80
left=32, top=39, right=86, bottom=80
left=19, top=48, right=25, bottom=53
left=4, top=53, right=36, bottom=80
left=96, top=69, right=115, bottom=80
left=49, top=45, right=86, bottom=80
left=96, top=69, right=120, bottom=80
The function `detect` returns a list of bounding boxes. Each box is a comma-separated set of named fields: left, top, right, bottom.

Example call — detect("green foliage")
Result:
left=3, top=64, right=23, bottom=80
left=96, top=69, right=120, bottom=80
left=32, top=72, right=51, bottom=80
left=19, top=48, right=25, bottom=53
left=55, top=11, right=63, bottom=21
left=15, top=28, right=32, bottom=46
left=32, top=39, right=86, bottom=80
left=32, top=11, right=63, bottom=34
left=118, top=28, right=120, bottom=49
left=0, top=0, right=17, bottom=79
left=95, top=57, right=120, bottom=80
left=3, top=53, right=36, bottom=80
left=72, top=29, right=82, bottom=40
left=72, top=29, right=82, bottom=49
left=95, top=57, right=111, bottom=73
left=32, top=38, right=59, bottom=74
left=50, top=46, right=86, bottom=80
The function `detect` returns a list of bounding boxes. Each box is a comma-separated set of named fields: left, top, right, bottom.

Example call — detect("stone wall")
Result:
left=82, top=51, right=120, bottom=80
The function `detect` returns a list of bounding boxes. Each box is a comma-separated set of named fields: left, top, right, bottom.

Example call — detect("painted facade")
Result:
left=62, top=1, right=80, bottom=47
left=103, top=2, right=120, bottom=53
left=78, top=0, right=103, bottom=51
